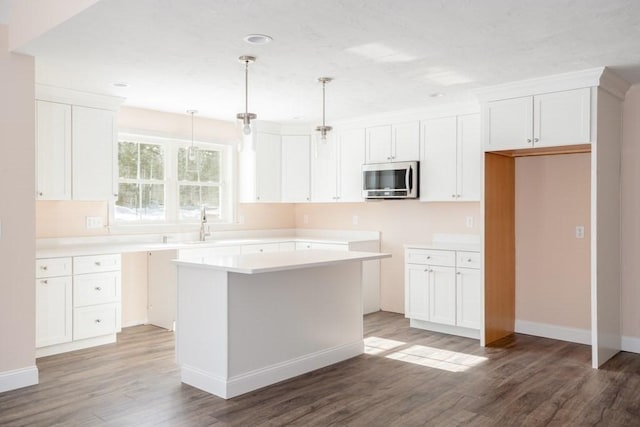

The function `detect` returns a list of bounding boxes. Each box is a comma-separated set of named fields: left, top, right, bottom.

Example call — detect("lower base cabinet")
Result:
left=405, top=247, right=480, bottom=339
left=35, top=254, right=122, bottom=357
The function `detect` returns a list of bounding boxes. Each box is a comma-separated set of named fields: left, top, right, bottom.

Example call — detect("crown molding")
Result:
left=35, top=84, right=125, bottom=110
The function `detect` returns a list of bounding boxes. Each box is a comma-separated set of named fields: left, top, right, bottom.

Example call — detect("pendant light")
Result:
left=186, top=109, right=198, bottom=171
left=236, top=55, right=257, bottom=135
left=315, top=77, right=333, bottom=142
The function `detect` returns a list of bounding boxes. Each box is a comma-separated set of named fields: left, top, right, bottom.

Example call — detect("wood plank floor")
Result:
left=2, top=312, right=640, bottom=426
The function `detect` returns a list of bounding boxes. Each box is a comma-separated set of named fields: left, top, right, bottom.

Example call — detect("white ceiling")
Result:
left=14, top=0, right=640, bottom=124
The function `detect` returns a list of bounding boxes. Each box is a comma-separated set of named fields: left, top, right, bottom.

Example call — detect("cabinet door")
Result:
left=311, top=134, right=337, bottom=202
left=72, top=106, right=117, bottom=200
left=365, top=125, right=392, bottom=163
left=36, top=101, right=72, bottom=200
left=405, top=264, right=429, bottom=320
left=36, top=276, right=72, bottom=348
left=392, top=121, right=420, bottom=162
left=337, top=128, right=365, bottom=202
left=456, top=267, right=481, bottom=329
left=533, top=88, right=591, bottom=148
left=421, top=116, right=457, bottom=201
left=255, top=132, right=282, bottom=202
left=457, top=114, right=481, bottom=201
left=484, top=96, right=533, bottom=151
left=148, top=250, right=178, bottom=331
left=281, top=135, right=311, bottom=202
left=428, top=265, right=456, bottom=325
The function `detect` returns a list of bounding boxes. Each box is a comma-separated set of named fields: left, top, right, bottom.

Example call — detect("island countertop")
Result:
left=173, top=249, right=391, bottom=274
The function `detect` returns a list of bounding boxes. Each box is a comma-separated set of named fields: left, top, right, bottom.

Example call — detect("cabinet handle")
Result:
left=95, top=261, right=101, bottom=266
left=95, top=319, right=102, bottom=324
left=95, top=286, right=102, bottom=291
left=426, top=256, right=431, bottom=259
left=113, top=193, right=118, bottom=197
left=534, top=138, right=539, bottom=143
left=527, top=138, right=532, bottom=143
left=38, top=192, right=43, bottom=196
left=259, top=249, right=264, bottom=252
left=40, top=265, right=48, bottom=270
left=41, top=279, right=48, bottom=284
left=451, top=194, right=456, bottom=198
left=256, top=196, right=260, bottom=201
left=456, top=272, right=461, bottom=275
left=467, top=258, right=472, bottom=262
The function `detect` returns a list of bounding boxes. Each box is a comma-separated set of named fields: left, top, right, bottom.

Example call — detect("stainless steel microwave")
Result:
left=362, top=161, right=419, bottom=199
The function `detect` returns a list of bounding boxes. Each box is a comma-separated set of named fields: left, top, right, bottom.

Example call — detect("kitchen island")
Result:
left=174, top=249, right=390, bottom=399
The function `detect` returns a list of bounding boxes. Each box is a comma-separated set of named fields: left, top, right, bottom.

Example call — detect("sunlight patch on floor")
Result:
left=385, top=344, right=488, bottom=372
left=364, top=336, right=406, bottom=355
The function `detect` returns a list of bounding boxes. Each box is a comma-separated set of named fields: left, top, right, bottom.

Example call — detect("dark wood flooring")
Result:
left=2, top=312, right=640, bottom=426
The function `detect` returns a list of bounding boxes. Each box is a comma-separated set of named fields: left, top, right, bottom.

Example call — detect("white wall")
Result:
left=0, top=24, right=37, bottom=391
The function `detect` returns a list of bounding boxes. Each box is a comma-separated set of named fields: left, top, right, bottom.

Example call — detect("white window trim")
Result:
left=110, top=132, right=236, bottom=230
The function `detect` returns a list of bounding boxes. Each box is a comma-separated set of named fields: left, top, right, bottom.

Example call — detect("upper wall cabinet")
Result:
left=36, top=101, right=72, bottom=200
left=281, top=135, right=311, bottom=202
left=365, top=121, right=420, bottom=163
left=72, top=106, right=118, bottom=201
left=483, top=88, right=591, bottom=151
left=35, top=85, right=124, bottom=201
left=421, top=114, right=481, bottom=202
left=239, top=131, right=282, bottom=203
left=311, top=128, right=365, bottom=202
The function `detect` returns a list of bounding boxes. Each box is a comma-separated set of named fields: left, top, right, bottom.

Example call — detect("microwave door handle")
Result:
left=407, top=166, right=412, bottom=192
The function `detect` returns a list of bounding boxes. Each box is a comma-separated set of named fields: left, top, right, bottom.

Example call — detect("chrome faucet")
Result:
left=199, top=206, right=210, bottom=241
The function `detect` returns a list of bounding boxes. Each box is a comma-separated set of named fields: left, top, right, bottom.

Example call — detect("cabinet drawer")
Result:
left=406, top=249, right=455, bottom=267
left=295, top=242, right=347, bottom=251
left=74, top=272, right=120, bottom=307
left=457, top=251, right=481, bottom=269
left=36, top=257, right=72, bottom=278
left=73, top=254, right=121, bottom=274
left=73, top=303, right=119, bottom=340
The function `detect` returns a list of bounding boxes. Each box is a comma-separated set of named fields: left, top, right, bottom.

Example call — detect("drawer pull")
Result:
left=467, top=258, right=472, bottom=262
left=456, top=272, right=461, bottom=275
left=95, top=286, right=102, bottom=291
left=40, top=265, right=48, bottom=270
left=41, top=279, right=48, bottom=284
left=95, top=319, right=102, bottom=324
left=426, top=256, right=431, bottom=259
left=95, top=261, right=102, bottom=266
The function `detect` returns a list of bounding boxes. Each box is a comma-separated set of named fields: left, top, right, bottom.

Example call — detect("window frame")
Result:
left=113, top=132, right=234, bottom=227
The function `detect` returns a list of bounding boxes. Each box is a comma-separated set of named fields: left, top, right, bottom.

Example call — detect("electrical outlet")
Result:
left=85, top=216, right=103, bottom=229
left=575, top=225, right=585, bottom=239
left=465, top=216, right=474, bottom=228
left=352, top=215, right=359, bottom=225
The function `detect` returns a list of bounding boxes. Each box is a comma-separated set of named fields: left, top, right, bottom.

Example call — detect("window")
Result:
left=116, top=140, right=166, bottom=221
left=115, top=134, right=232, bottom=224
left=177, top=147, right=221, bottom=220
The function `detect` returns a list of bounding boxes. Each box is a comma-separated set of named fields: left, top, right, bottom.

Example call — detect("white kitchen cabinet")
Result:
left=456, top=267, right=481, bottom=329
left=405, top=264, right=430, bottom=320
left=311, top=128, right=365, bottom=202
left=36, top=100, right=72, bottom=200
left=405, top=246, right=480, bottom=339
left=428, top=265, right=457, bottom=325
left=36, top=253, right=122, bottom=357
left=72, top=106, right=118, bottom=201
left=484, top=88, right=591, bottom=151
left=35, top=257, right=73, bottom=348
left=365, top=122, right=419, bottom=163
left=281, top=135, right=311, bottom=202
left=72, top=254, right=122, bottom=340
left=239, top=131, right=282, bottom=202
left=421, top=114, right=480, bottom=201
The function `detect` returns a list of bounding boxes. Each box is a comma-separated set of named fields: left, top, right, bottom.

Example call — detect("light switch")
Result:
left=465, top=216, right=474, bottom=228
left=352, top=215, right=359, bottom=225
left=575, top=226, right=585, bottom=239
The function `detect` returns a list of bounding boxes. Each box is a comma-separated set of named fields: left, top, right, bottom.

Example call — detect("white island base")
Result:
left=175, top=250, right=389, bottom=399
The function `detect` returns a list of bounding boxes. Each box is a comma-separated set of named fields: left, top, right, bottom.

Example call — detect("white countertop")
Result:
left=404, top=242, right=481, bottom=252
left=36, top=229, right=381, bottom=258
left=174, top=249, right=391, bottom=274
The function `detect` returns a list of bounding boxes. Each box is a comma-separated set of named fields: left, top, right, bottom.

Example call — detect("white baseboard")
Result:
left=181, top=340, right=363, bottom=399
left=409, top=319, right=480, bottom=340
left=622, top=336, right=640, bottom=354
left=515, top=319, right=591, bottom=345
left=0, top=366, right=38, bottom=393
left=35, top=334, right=116, bottom=358
left=122, top=319, right=148, bottom=328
